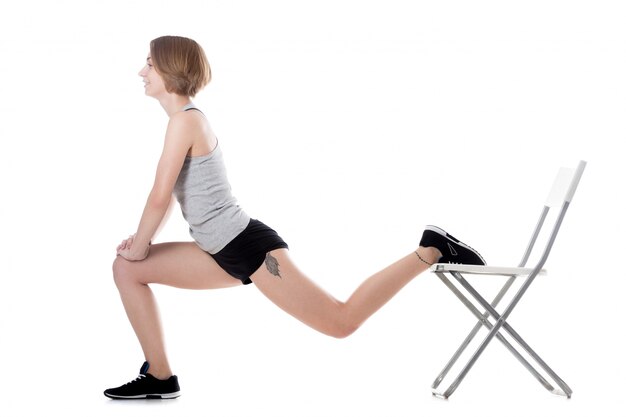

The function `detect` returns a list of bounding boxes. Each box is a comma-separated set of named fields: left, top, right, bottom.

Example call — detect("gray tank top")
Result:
left=173, top=104, right=250, bottom=254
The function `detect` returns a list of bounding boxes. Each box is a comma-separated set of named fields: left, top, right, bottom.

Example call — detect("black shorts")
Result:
left=210, top=218, right=289, bottom=285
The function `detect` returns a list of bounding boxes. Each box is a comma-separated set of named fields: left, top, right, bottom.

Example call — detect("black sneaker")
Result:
left=104, top=362, right=181, bottom=400
left=419, top=225, right=486, bottom=265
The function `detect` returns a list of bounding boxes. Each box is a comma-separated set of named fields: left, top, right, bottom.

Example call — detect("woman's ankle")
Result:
left=416, top=246, right=442, bottom=265
left=144, top=360, right=173, bottom=380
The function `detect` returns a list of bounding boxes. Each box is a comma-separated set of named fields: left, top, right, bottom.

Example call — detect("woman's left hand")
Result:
left=116, top=234, right=150, bottom=261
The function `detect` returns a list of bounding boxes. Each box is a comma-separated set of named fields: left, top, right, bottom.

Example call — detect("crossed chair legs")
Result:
left=431, top=271, right=573, bottom=399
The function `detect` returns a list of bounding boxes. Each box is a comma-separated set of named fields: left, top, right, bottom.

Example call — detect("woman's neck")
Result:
left=158, top=94, right=192, bottom=118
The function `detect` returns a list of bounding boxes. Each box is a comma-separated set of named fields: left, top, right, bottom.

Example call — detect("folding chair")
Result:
left=429, top=160, right=586, bottom=399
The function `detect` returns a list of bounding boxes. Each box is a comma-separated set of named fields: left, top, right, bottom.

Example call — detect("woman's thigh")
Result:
left=250, top=249, right=353, bottom=337
left=113, top=241, right=242, bottom=290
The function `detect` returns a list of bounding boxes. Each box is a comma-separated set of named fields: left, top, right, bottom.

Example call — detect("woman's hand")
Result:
left=116, top=234, right=150, bottom=261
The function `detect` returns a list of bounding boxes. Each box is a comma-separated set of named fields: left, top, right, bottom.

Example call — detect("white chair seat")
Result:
left=430, top=263, right=547, bottom=276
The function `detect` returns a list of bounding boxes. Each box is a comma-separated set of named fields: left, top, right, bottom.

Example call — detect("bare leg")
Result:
left=112, top=241, right=241, bottom=379
left=250, top=246, right=441, bottom=338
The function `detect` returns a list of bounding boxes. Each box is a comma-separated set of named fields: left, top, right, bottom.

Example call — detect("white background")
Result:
left=1, top=1, right=624, bottom=416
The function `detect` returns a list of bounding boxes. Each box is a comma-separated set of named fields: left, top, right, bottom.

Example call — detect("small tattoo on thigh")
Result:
left=264, top=252, right=282, bottom=278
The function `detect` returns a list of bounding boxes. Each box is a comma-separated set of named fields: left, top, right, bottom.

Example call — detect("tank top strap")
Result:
left=181, top=103, right=205, bottom=116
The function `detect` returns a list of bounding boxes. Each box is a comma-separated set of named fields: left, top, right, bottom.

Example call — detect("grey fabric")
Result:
left=173, top=105, right=250, bottom=254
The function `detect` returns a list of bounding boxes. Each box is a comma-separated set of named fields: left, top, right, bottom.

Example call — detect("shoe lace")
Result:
left=124, top=374, right=146, bottom=386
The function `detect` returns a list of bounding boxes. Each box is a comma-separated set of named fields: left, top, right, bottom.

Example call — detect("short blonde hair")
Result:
left=150, top=36, right=211, bottom=97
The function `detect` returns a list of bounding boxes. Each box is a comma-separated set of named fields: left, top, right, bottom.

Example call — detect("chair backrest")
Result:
left=519, top=161, right=587, bottom=268
left=545, top=161, right=587, bottom=208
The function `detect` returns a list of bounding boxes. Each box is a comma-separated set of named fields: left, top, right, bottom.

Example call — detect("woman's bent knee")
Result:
left=112, top=256, right=137, bottom=288
left=328, top=322, right=359, bottom=339
left=326, top=308, right=360, bottom=339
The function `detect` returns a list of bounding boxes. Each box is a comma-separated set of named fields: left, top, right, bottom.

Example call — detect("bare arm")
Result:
left=153, top=194, right=176, bottom=240
left=117, top=112, right=196, bottom=261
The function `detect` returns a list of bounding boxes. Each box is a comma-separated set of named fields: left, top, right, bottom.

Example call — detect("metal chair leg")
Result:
left=451, top=272, right=572, bottom=397
left=432, top=275, right=517, bottom=390
left=432, top=273, right=555, bottom=398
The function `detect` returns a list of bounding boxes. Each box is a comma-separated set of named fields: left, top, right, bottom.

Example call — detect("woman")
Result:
left=104, top=35, right=486, bottom=400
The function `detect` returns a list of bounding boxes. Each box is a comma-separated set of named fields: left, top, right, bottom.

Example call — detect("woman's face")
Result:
left=138, top=55, right=166, bottom=98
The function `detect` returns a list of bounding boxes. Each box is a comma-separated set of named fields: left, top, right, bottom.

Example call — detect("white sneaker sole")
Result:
left=104, top=391, right=181, bottom=400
